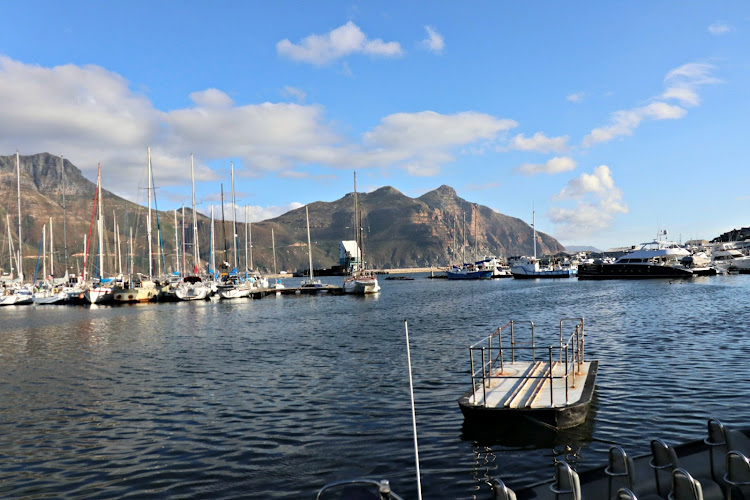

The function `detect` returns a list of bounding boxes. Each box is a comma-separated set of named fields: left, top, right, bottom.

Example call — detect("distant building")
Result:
left=340, top=240, right=360, bottom=272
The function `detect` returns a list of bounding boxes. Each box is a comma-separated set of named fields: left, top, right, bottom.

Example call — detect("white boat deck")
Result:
left=468, top=360, right=592, bottom=409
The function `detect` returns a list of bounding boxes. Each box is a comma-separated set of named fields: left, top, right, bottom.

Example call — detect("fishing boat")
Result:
left=343, top=172, right=381, bottom=294
left=511, top=211, right=577, bottom=279
left=446, top=261, right=494, bottom=279
left=458, top=318, right=597, bottom=430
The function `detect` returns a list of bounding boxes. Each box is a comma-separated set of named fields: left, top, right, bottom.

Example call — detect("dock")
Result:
left=458, top=318, right=597, bottom=430
left=249, top=284, right=344, bottom=298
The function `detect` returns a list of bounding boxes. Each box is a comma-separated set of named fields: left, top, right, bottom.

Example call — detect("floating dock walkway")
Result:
left=459, top=318, right=598, bottom=430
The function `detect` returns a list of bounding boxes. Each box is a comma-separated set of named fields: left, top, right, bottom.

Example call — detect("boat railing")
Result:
left=468, top=318, right=586, bottom=407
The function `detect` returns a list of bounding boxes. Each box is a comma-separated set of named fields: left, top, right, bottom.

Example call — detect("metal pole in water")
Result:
left=403, top=320, right=423, bottom=500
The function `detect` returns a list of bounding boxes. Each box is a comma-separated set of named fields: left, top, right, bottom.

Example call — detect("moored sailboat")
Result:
left=343, top=172, right=380, bottom=294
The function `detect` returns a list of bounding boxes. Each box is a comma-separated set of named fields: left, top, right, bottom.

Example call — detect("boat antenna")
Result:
left=404, top=320, right=423, bottom=500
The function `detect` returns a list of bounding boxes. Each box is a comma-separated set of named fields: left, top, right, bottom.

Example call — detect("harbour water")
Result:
left=1, top=274, right=749, bottom=498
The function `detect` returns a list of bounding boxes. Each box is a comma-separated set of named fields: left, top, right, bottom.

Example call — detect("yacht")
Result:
left=578, top=237, right=693, bottom=280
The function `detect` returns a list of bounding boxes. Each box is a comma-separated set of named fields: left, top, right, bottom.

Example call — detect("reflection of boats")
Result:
left=459, top=318, right=597, bottom=430
left=508, top=418, right=750, bottom=500
left=579, top=233, right=694, bottom=280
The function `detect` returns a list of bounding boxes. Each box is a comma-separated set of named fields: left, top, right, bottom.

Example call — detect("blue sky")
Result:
left=1, top=2, right=748, bottom=250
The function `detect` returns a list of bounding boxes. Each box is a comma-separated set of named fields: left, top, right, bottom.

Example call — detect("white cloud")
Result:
left=276, top=21, right=403, bottom=65
left=708, top=22, right=732, bottom=35
left=281, top=86, right=306, bottom=103
left=0, top=56, right=519, bottom=204
left=198, top=202, right=303, bottom=223
left=509, top=132, right=569, bottom=153
left=515, top=156, right=576, bottom=177
left=566, top=92, right=584, bottom=103
left=549, top=165, right=628, bottom=240
left=421, top=26, right=445, bottom=53
left=363, top=110, right=517, bottom=176
left=582, top=62, right=719, bottom=147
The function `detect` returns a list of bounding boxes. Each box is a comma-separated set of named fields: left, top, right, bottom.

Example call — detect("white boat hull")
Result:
left=217, top=285, right=251, bottom=299
left=175, top=284, right=209, bottom=301
left=343, top=276, right=381, bottom=294
left=85, top=287, right=114, bottom=304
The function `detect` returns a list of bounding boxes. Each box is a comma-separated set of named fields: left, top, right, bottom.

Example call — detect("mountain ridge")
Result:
left=1, top=153, right=565, bottom=276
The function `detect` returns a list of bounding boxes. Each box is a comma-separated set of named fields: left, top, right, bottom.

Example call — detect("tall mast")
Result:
left=42, top=224, right=47, bottom=281
left=462, top=212, right=466, bottom=264
left=147, top=147, right=153, bottom=277
left=114, top=211, right=122, bottom=275
left=306, top=206, right=314, bottom=282
left=174, top=209, right=180, bottom=276
left=532, top=209, right=536, bottom=260
left=353, top=170, right=362, bottom=271
left=16, top=151, right=23, bottom=282
left=220, top=184, right=227, bottom=264
left=6, top=215, right=14, bottom=280
left=244, top=205, right=248, bottom=276
left=97, top=163, right=104, bottom=279
left=49, top=217, right=54, bottom=277
left=231, top=162, right=238, bottom=270
left=191, top=153, right=198, bottom=273
left=210, top=205, right=215, bottom=275
left=181, top=204, right=186, bottom=276
left=474, top=204, right=478, bottom=262
left=248, top=220, right=253, bottom=270
left=272, top=227, right=277, bottom=274
left=61, top=155, right=68, bottom=274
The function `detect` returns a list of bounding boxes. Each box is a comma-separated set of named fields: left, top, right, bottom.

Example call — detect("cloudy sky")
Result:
left=1, top=2, right=748, bottom=250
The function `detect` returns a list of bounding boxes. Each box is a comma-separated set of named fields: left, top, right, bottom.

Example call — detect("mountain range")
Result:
left=0, top=153, right=565, bottom=277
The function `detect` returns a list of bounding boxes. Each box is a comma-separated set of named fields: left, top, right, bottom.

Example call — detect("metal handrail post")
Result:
left=481, top=347, right=487, bottom=406
left=498, top=328, right=504, bottom=373
left=580, top=318, right=585, bottom=363
left=469, top=347, right=476, bottom=401
left=531, top=321, right=535, bottom=361
left=548, top=346, right=554, bottom=407
left=510, top=320, right=515, bottom=363
left=565, top=345, right=570, bottom=402
left=488, top=330, right=493, bottom=376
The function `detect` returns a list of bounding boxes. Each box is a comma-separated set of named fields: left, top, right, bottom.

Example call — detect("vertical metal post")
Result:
left=469, top=347, right=476, bottom=402
left=498, top=328, right=504, bottom=373
left=565, top=345, right=570, bottom=402
left=488, top=331, right=493, bottom=376
left=481, top=347, right=487, bottom=406
left=580, top=318, right=585, bottom=364
left=548, top=346, right=554, bottom=407
left=510, top=321, right=515, bottom=363
left=531, top=322, right=535, bottom=361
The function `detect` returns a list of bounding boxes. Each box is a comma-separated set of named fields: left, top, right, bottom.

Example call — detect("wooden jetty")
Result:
left=458, top=318, right=597, bottom=430
left=250, top=284, right=344, bottom=299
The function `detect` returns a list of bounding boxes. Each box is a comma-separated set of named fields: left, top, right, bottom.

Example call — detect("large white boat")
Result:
left=579, top=234, right=694, bottom=280
left=175, top=276, right=210, bottom=301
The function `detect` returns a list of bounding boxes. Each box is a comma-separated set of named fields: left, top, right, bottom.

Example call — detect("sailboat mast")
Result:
left=16, top=151, right=23, bottom=282
left=147, top=147, right=153, bottom=277
left=474, top=204, right=478, bottom=262
left=306, top=206, right=314, bottom=281
left=231, top=162, right=238, bottom=271
left=61, top=155, right=68, bottom=274
left=6, top=215, right=14, bottom=280
left=248, top=220, right=253, bottom=270
left=462, top=212, right=466, bottom=264
left=353, top=170, right=362, bottom=272
left=181, top=204, right=186, bottom=276
left=114, top=211, right=122, bottom=275
left=191, top=154, right=198, bottom=273
left=532, top=209, right=536, bottom=260
left=208, top=204, right=216, bottom=273
left=210, top=205, right=215, bottom=275
left=174, top=209, right=180, bottom=275
left=220, top=184, right=227, bottom=263
left=272, top=227, right=277, bottom=274
left=97, top=164, right=104, bottom=279
left=49, top=217, right=54, bottom=277
left=42, top=224, right=46, bottom=281
left=244, top=205, right=248, bottom=276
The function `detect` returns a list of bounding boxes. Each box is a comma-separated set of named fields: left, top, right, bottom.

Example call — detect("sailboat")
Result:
left=2, top=152, right=33, bottom=305
left=175, top=154, right=209, bottom=301
left=510, top=210, right=577, bottom=279
left=85, top=164, right=115, bottom=303
left=113, top=148, right=158, bottom=303
left=447, top=206, right=493, bottom=280
left=343, top=172, right=380, bottom=294
left=299, top=205, right=325, bottom=292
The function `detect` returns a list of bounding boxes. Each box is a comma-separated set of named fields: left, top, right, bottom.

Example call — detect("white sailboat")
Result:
left=300, top=205, right=324, bottom=291
left=343, top=172, right=380, bottom=294
left=113, top=148, right=157, bottom=303
left=85, top=164, right=114, bottom=303
left=510, top=210, right=577, bottom=279
left=176, top=154, right=209, bottom=301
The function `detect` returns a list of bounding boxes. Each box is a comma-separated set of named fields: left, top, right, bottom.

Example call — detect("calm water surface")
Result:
left=1, top=275, right=749, bottom=498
